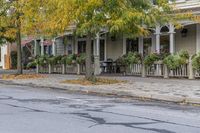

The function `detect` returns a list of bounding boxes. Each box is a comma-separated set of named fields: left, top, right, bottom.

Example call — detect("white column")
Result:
left=155, top=25, right=161, bottom=54
left=41, top=38, right=44, bottom=56
left=96, top=33, right=100, bottom=56
left=139, top=36, right=144, bottom=56
left=123, top=35, right=126, bottom=55
left=104, top=34, right=107, bottom=61
left=196, top=24, right=200, bottom=54
left=34, top=39, right=37, bottom=56
left=52, top=38, right=56, bottom=56
left=94, top=33, right=101, bottom=75
left=151, top=34, right=156, bottom=52
left=169, top=23, right=175, bottom=54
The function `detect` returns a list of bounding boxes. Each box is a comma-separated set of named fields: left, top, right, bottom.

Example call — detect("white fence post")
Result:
left=188, top=56, right=194, bottom=79
left=62, top=64, right=66, bottom=74
left=36, top=64, right=39, bottom=74
left=77, top=64, right=80, bottom=75
left=164, top=64, right=169, bottom=79
left=142, top=63, right=146, bottom=78
left=49, top=64, right=52, bottom=74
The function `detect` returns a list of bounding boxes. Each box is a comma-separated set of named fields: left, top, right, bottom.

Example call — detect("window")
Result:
left=126, top=38, right=139, bottom=53
left=67, top=44, right=72, bottom=55
left=78, top=41, right=86, bottom=54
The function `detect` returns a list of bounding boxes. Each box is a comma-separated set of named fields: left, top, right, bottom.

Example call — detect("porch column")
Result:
left=123, top=35, right=126, bottom=55
left=34, top=39, right=37, bottom=56
left=139, top=36, right=144, bottom=56
left=155, top=25, right=161, bottom=54
left=52, top=38, right=56, bottom=56
left=169, top=23, right=175, bottom=54
left=94, top=33, right=101, bottom=75
left=41, top=38, right=44, bottom=56
left=196, top=24, right=200, bottom=54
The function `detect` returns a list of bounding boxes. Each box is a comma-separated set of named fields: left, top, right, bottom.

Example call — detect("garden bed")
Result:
left=61, top=78, right=126, bottom=86
left=1, top=74, right=46, bottom=80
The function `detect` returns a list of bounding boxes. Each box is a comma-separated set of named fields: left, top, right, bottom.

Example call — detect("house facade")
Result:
left=1, top=0, right=200, bottom=74
left=43, top=0, right=199, bottom=75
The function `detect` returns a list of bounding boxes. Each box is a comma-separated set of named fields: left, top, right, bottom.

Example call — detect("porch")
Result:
left=35, top=22, right=200, bottom=79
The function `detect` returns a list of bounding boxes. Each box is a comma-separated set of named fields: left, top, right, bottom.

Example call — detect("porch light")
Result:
left=181, top=28, right=188, bottom=37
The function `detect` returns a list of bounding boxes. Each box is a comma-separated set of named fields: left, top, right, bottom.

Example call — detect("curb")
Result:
left=0, top=80, right=200, bottom=105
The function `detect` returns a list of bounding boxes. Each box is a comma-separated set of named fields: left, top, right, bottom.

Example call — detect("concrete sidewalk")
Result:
left=0, top=74, right=200, bottom=105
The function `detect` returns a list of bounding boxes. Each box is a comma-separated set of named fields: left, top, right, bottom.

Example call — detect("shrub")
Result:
left=76, top=53, right=86, bottom=64
left=163, top=51, right=189, bottom=70
left=179, top=50, right=190, bottom=59
left=35, top=55, right=48, bottom=66
left=192, top=52, right=200, bottom=71
left=116, top=55, right=128, bottom=66
left=47, top=55, right=62, bottom=65
left=125, top=52, right=142, bottom=65
left=26, top=61, right=37, bottom=69
left=60, top=54, right=76, bottom=65
left=144, top=53, right=160, bottom=66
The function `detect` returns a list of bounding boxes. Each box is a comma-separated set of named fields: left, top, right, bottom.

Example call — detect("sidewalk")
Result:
left=0, top=74, right=200, bottom=105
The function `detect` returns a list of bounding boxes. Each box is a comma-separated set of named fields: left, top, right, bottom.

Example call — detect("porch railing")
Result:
left=169, top=64, right=188, bottom=78
left=146, top=63, right=164, bottom=77
left=126, top=64, right=142, bottom=76
left=38, top=64, right=49, bottom=74
left=36, top=57, right=200, bottom=80
left=195, top=70, right=200, bottom=78
left=52, top=64, right=62, bottom=74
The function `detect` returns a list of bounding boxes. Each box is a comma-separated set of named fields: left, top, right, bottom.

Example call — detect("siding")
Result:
left=106, top=35, right=123, bottom=61
left=175, top=24, right=196, bottom=55
left=55, top=38, right=64, bottom=55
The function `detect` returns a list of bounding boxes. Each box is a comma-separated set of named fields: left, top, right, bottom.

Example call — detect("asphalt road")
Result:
left=0, top=84, right=200, bottom=133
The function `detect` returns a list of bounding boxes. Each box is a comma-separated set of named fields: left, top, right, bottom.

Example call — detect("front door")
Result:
left=160, top=35, right=169, bottom=54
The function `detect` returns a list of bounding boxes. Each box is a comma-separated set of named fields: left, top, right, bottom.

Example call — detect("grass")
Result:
left=1, top=74, right=46, bottom=80
left=61, top=78, right=127, bottom=86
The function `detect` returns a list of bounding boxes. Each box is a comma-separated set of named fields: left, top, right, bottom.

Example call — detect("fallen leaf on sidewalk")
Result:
left=1, top=74, right=46, bottom=80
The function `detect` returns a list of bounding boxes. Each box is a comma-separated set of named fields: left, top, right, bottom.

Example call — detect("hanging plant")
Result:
left=62, top=54, right=76, bottom=65
left=26, top=61, right=37, bottom=69
left=144, top=53, right=160, bottom=66
left=192, top=52, right=200, bottom=71
left=47, top=55, right=62, bottom=65
left=125, top=52, right=142, bottom=65
left=163, top=50, right=189, bottom=70
left=76, top=53, right=86, bottom=64
left=116, top=55, right=128, bottom=66
left=35, top=55, right=48, bottom=66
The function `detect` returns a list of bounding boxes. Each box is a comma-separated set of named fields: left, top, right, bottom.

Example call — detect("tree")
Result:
left=73, top=0, right=193, bottom=80
left=0, top=0, right=74, bottom=74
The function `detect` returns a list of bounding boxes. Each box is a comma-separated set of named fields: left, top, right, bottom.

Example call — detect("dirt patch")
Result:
left=1, top=74, right=46, bottom=80
left=61, top=78, right=126, bottom=86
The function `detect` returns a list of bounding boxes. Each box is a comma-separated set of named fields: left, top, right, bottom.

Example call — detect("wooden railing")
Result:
left=146, top=63, right=164, bottom=77
left=126, top=64, right=142, bottom=76
left=169, top=64, right=188, bottom=78
left=36, top=57, right=200, bottom=80
left=37, top=63, right=85, bottom=75
left=38, top=64, right=49, bottom=74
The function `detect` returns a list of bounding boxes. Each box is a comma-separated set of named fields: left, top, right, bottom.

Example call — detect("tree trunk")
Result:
left=16, top=19, right=23, bottom=74
left=85, top=34, right=94, bottom=80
